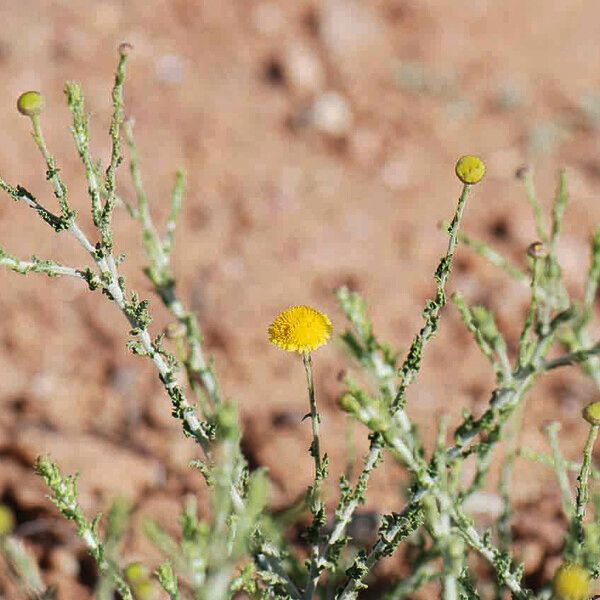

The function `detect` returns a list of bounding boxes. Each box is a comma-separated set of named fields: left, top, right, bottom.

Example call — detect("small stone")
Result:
left=49, top=547, right=79, bottom=578
left=380, top=158, right=410, bottom=191
left=515, top=165, right=532, bottom=180
left=311, top=92, right=353, bottom=137
left=284, top=44, right=325, bottom=96
left=155, top=54, right=185, bottom=85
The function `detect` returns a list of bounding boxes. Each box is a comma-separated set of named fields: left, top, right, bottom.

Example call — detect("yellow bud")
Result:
left=583, top=401, right=600, bottom=426
left=134, top=580, right=158, bottom=600
left=17, top=91, right=45, bottom=117
left=553, top=563, right=591, bottom=600
left=455, top=155, right=486, bottom=185
left=125, top=561, right=149, bottom=584
left=0, top=504, right=15, bottom=536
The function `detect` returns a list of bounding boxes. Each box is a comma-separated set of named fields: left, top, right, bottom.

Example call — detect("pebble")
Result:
left=155, top=54, right=185, bottom=85
left=49, top=547, right=80, bottom=578
left=310, top=91, right=353, bottom=137
left=284, top=44, right=325, bottom=96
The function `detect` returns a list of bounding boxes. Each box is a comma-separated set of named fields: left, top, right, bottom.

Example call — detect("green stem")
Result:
left=304, top=352, right=325, bottom=599
left=523, top=169, right=548, bottom=243
left=394, top=182, right=471, bottom=412
left=545, top=423, right=574, bottom=517
left=573, top=424, right=599, bottom=545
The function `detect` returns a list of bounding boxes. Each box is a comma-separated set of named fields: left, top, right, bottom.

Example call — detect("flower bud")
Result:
left=0, top=504, right=15, bottom=536
left=17, top=91, right=45, bottom=117
left=583, top=401, right=600, bottom=426
left=134, top=580, right=158, bottom=600
left=553, top=563, right=591, bottom=600
left=118, top=42, right=133, bottom=57
left=455, top=155, right=486, bottom=185
left=125, top=561, right=149, bottom=584
left=527, top=241, right=548, bottom=259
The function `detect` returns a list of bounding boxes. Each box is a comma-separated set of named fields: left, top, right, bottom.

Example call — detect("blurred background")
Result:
left=2, top=0, right=600, bottom=597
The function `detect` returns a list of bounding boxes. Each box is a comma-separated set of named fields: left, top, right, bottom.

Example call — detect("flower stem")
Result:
left=304, top=352, right=324, bottom=599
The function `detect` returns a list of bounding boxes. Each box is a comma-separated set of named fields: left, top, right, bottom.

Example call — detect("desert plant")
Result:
left=2, top=47, right=600, bottom=600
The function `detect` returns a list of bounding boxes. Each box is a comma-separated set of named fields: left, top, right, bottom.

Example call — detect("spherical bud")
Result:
left=118, top=42, right=133, bottom=57
left=527, top=241, right=548, bottom=259
left=134, top=580, right=159, bottom=600
left=553, top=563, right=591, bottom=600
left=125, top=561, right=149, bottom=584
left=0, top=504, right=15, bottom=536
left=17, top=91, right=45, bottom=117
left=583, top=401, right=600, bottom=426
left=455, top=155, right=486, bottom=185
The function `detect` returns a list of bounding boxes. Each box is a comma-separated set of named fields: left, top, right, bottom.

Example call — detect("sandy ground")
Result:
left=1, top=1, right=600, bottom=597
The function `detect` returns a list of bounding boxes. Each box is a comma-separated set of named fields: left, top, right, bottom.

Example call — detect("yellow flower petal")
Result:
left=268, top=305, right=332, bottom=354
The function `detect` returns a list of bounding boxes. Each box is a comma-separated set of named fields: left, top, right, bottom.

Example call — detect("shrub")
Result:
left=1, top=47, right=600, bottom=600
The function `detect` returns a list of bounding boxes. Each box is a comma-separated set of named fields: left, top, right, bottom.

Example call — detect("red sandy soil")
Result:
left=1, top=1, right=600, bottom=597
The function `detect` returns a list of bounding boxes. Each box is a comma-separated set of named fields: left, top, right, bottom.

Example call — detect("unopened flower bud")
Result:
left=583, top=401, right=600, bottom=426
left=17, top=91, right=45, bottom=117
left=125, top=561, right=149, bottom=584
left=553, top=562, right=591, bottom=600
left=0, top=504, right=15, bottom=536
left=455, top=155, right=486, bottom=185
left=118, top=42, right=133, bottom=57
left=527, top=241, right=548, bottom=259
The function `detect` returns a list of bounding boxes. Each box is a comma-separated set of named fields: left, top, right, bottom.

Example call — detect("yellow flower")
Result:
left=553, top=563, right=591, bottom=600
left=455, top=155, right=486, bottom=185
left=269, top=305, right=332, bottom=354
left=17, top=91, right=45, bottom=117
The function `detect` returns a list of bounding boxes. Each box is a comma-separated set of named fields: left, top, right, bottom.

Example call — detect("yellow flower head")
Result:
left=583, top=401, right=600, bottom=426
left=17, top=91, right=45, bottom=117
left=553, top=563, right=591, bottom=600
left=455, top=155, right=486, bottom=185
left=269, top=305, right=332, bottom=354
